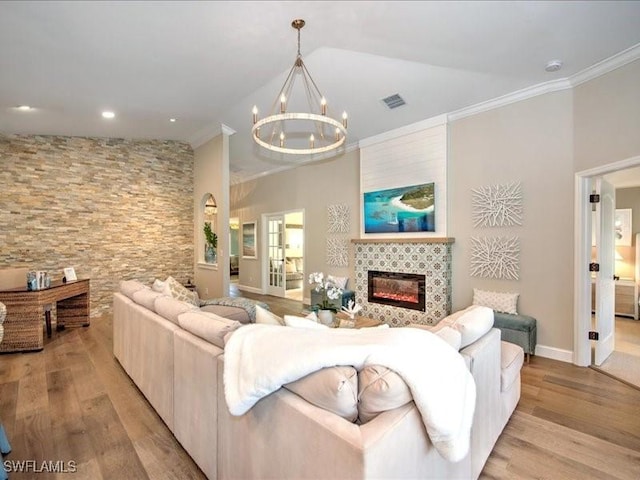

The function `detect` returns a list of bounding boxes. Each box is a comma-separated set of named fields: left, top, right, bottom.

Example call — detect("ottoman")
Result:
left=493, top=312, right=537, bottom=362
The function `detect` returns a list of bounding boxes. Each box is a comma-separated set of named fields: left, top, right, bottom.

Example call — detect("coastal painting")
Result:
left=363, top=183, right=435, bottom=234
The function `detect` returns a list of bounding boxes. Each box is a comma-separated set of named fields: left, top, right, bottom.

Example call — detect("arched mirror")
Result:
left=203, top=193, right=218, bottom=264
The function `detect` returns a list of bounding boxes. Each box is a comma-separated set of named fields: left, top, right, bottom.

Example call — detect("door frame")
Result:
left=574, top=155, right=640, bottom=366
left=261, top=208, right=306, bottom=298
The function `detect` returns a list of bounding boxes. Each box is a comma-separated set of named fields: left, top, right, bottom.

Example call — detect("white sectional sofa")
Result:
left=113, top=280, right=523, bottom=480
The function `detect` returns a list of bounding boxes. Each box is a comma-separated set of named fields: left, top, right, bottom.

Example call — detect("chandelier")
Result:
left=251, top=19, right=347, bottom=156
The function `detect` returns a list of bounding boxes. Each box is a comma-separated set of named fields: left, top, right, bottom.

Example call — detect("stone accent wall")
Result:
left=0, top=134, right=194, bottom=317
left=353, top=239, right=452, bottom=326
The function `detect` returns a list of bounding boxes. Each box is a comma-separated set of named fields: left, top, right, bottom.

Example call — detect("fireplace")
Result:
left=367, top=270, right=425, bottom=312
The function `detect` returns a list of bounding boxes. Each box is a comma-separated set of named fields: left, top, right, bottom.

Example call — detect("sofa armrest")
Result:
left=460, top=327, right=502, bottom=479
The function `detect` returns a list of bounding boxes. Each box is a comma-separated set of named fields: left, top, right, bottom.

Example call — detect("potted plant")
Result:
left=308, top=272, right=343, bottom=325
left=204, top=222, right=218, bottom=263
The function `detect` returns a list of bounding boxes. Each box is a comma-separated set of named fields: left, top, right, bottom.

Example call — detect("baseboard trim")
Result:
left=535, top=344, right=573, bottom=363
left=235, top=284, right=263, bottom=294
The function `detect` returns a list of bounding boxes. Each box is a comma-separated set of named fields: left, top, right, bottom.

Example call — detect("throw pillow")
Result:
left=284, top=366, right=358, bottom=422
left=255, top=305, right=284, bottom=326
left=283, top=313, right=329, bottom=329
left=151, top=278, right=166, bottom=293
left=165, top=276, right=199, bottom=306
left=177, top=310, right=242, bottom=349
left=473, top=288, right=519, bottom=315
left=436, top=305, right=494, bottom=348
left=358, top=365, right=412, bottom=424
left=285, top=260, right=296, bottom=273
left=294, top=258, right=303, bottom=272
left=327, top=275, right=348, bottom=289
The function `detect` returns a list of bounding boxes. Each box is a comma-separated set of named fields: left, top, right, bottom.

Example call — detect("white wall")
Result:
left=449, top=90, right=575, bottom=356
left=194, top=131, right=231, bottom=298
left=230, top=150, right=360, bottom=300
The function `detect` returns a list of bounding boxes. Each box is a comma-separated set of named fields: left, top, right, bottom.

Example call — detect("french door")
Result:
left=265, top=214, right=286, bottom=297
left=592, top=177, right=616, bottom=366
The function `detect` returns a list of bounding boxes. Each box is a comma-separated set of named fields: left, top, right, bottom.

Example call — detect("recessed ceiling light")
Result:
left=169, top=118, right=177, bottom=123
left=16, top=105, right=33, bottom=111
left=545, top=60, right=563, bottom=72
left=102, top=111, right=115, bottom=119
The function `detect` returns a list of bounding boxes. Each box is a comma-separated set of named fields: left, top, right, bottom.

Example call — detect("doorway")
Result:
left=263, top=210, right=305, bottom=299
left=576, top=156, right=640, bottom=389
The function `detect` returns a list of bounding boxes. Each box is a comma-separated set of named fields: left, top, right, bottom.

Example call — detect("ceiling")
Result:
left=2, top=1, right=640, bottom=184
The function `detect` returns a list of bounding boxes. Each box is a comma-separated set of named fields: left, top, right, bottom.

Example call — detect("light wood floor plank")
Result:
left=1, top=289, right=640, bottom=479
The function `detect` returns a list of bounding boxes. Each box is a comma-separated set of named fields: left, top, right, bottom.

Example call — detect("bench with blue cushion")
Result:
left=493, top=312, right=537, bottom=362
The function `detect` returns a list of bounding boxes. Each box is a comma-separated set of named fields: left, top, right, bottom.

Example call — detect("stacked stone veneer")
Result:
left=0, top=134, right=194, bottom=318
left=353, top=240, right=452, bottom=326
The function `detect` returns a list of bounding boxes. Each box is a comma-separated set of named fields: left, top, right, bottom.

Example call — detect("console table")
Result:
left=0, top=279, right=90, bottom=353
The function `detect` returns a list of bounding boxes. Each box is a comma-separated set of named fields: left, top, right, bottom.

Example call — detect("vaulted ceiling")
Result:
left=2, top=1, right=640, bottom=183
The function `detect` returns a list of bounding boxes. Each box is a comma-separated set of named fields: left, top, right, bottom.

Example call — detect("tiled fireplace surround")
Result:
left=352, top=238, right=453, bottom=326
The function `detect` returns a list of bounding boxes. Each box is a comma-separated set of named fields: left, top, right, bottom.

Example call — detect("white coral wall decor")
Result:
left=470, top=236, right=520, bottom=280
left=327, top=204, right=350, bottom=233
left=327, top=237, right=349, bottom=267
left=472, top=182, right=523, bottom=228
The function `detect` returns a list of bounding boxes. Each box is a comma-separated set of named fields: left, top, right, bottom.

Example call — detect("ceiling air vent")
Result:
left=382, top=94, right=406, bottom=109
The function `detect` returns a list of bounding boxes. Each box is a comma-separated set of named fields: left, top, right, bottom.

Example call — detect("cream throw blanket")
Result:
left=224, top=324, right=476, bottom=462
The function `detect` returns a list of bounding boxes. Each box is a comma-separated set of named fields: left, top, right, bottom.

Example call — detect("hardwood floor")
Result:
left=1, top=291, right=639, bottom=479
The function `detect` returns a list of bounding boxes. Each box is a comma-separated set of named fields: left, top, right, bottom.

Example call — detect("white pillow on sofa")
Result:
left=255, top=305, right=284, bottom=326
left=283, top=313, right=329, bottom=329
left=473, top=288, right=519, bottom=315
left=437, top=305, right=494, bottom=348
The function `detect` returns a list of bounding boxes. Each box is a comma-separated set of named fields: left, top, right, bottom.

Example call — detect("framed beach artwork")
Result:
left=363, top=182, right=435, bottom=234
left=242, top=221, right=257, bottom=259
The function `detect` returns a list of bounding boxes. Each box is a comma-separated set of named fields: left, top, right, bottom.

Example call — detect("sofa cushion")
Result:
left=255, top=305, right=284, bottom=326
left=120, top=279, right=147, bottom=300
left=357, top=365, right=412, bottom=424
left=177, top=310, right=242, bottom=348
left=473, top=288, right=519, bottom=315
left=284, top=366, right=358, bottom=422
left=501, top=341, right=524, bottom=392
left=155, top=295, right=198, bottom=324
left=165, top=276, right=199, bottom=306
left=132, top=288, right=165, bottom=312
left=437, top=305, right=494, bottom=348
left=200, top=304, right=251, bottom=323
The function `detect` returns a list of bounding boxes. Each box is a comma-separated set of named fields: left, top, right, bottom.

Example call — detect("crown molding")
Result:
left=449, top=42, right=640, bottom=122
left=569, top=42, right=640, bottom=87
left=358, top=114, right=448, bottom=148
left=447, top=78, right=572, bottom=122
left=221, top=124, right=236, bottom=136
left=189, top=122, right=236, bottom=149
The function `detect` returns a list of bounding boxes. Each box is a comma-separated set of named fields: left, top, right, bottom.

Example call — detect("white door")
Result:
left=266, top=214, right=286, bottom=297
left=593, top=177, right=616, bottom=366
